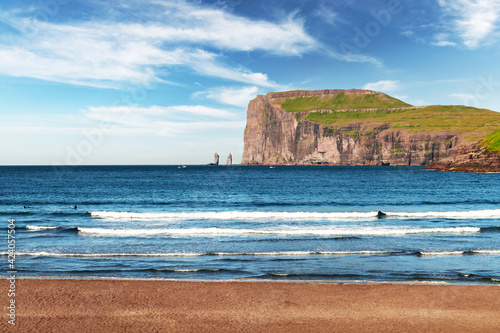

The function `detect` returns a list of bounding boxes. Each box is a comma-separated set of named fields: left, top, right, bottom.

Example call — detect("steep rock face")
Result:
left=242, top=91, right=462, bottom=166
left=425, top=143, right=500, bottom=172
left=242, top=94, right=297, bottom=165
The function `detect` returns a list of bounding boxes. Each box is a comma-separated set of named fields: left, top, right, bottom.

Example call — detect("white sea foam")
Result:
left=470, top=250, right=500, bottom=255
left=0, top=251, right=204, bottom=257
left=77, top=226, right=480, bottom=237
left=420, top=250, right=500, bottom=256
left=0, top=250, right=400, bottom=258
left=419, top=251, right=465, bottom=256
left=26, top=226, right=59, bottom=231
left=386, top=209, right=500, bottom=219
left=210, top=250, right=401, bottom=256
left=3, top=249, right=499, bottom=258
left=90, top=211, right=381, bottom=220
left=90, top=209, right=500, bottom=221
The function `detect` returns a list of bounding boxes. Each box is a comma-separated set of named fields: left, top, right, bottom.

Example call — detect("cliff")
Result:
left=425, top=140, right=500, bottom=172
left=242, top=89, right=500, bottom=169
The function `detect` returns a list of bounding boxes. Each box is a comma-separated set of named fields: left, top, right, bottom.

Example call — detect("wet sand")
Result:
left=2, top=278, right=499, bottom=332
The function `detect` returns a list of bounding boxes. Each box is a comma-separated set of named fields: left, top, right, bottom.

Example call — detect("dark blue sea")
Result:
left=1, top=165, right=500, bottom=284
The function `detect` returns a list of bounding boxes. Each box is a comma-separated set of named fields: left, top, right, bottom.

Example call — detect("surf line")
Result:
left=89, top=209, right=500, bottom=220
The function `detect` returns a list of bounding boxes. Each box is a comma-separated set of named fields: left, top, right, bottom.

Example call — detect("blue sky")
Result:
left=1, top=0, right=500, bottom=165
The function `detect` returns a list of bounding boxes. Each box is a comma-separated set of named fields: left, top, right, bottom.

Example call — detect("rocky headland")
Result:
left=424, top=142, right=500, bottom=172
left=241, top=89, right=500, bottom=171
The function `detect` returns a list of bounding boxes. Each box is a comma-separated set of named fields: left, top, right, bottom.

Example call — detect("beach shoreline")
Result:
left=4, top=275, right=500, bottom=286
left=2, top=278, right=499, bottom=332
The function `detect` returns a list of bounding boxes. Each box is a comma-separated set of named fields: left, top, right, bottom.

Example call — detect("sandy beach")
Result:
left=1, top=278, right=499, bottom=332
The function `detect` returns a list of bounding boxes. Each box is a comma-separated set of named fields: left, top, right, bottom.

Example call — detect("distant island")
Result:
left=241, top=89, right=500, bottom=172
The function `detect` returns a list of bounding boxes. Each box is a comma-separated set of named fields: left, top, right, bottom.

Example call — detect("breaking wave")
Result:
left=3, top=249, right=499, bottom=258
left=0, top=250, right=401, bottom=258
left=385, top=209, right=500, bottom=219
left=419, top=250, right=500, bottom=256
left=26, top=226, right=60, bottom=231
left=90, top=209, right=500, bottom=221
left=76, top=226, right=481, bottom=237
left=90, top=211, right=381, bottom=220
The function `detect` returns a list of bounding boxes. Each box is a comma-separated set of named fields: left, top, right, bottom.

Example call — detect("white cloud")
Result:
left=86, top=104, right=238, bottom=121
left=83, top=104, right=243, bottom=137
left=314, top=3, right=339, bottom=25
left=335, top=52, right=382, bottom=67
left=437, top=0, right=500, bottom=49
left=195, top=86, right=261, bottom=107
left=411, top=99, right=427, bottom=106
left=433, top=40, right=458, bottom=47
left=432, top=33, right=457, bottom=46
left=394, top=95, right=408, bottom=101
left=0, top=0, right=318, bottom=89
left=363, top=80, right=401, bottom=92
left=450, top=92, right=477, bottom=104
left=186, top=53, right=278, bottom=87
left=150, top=1, right=318, bottom=55
left=414, top=78, right=467, bottom=85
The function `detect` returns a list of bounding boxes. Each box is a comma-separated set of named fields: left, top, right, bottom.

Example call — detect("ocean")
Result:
left=1, top=165, right=500, bottom=284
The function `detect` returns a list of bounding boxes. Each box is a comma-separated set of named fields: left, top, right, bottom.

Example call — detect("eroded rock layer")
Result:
left=241, top=89, right=500, bottom=168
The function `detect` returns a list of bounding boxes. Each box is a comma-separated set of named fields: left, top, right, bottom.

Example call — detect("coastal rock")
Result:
left=226, top=153, right=232, bottom=165
left=425, top=143, right=500, bottom=172
left=207, top=152, right=220, bottom=166
left=241, top=89, right=500, bottom=170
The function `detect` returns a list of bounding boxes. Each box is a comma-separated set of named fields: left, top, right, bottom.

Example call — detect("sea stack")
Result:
left=226, top=153, right=232, bottom=165
left=214, top=152, right=219, bottom=165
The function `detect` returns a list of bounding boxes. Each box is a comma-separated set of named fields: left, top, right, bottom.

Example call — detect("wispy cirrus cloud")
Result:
left=363, top=80, right=401, bottom=92
left=432, top=32, right=457, bottom=47
left=331, top=50, right=382, bottom=67
left=0, top=104, right=243, bottom=137
left=151, top=0, right=318, bottom=55
left=194, top=86, right=262, bottom=107
left=437, top=0, right=500, bottom=49
left=0, top=0, right=317, bottom=89
left=83, top=104, right=244, bottom=137
left=314, top=3, right=340, bottom=25
left=450, top=92, right=477, bottom=104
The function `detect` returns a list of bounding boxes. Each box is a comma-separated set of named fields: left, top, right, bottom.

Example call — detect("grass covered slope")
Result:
left=270, top=90, right=500, bottom=153
left=277, top=92, right=411, bottom=112
left=482, top=129, right=500, bottom=152
left=303, top=105, right=500, bottom=134
left=243, top=89, right=500, bottom=169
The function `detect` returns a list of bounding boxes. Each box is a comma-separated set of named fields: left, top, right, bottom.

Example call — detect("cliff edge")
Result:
left=241, top=89, right=500, bottom=170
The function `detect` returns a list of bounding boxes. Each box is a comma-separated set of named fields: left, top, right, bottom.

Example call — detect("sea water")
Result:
left=1, top=165, right=499, bottom=283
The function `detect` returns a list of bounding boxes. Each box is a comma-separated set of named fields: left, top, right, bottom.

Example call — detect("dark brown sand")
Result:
left=2, top=279, right=499, bottom=332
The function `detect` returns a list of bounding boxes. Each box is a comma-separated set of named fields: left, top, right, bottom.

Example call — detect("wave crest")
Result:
left=0, top=250, right=401, bottom=258
left=90, top=211, right=381, bottom=220
left=90, top=209, right=500, bottom=221
left=26, top=226, right=59, bottom=231
left=76, top=226, right=481, bottom=237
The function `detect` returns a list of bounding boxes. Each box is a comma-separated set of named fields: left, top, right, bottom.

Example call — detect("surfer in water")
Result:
left=377, top=211, right=387, bottom=218
left=72, top=204, right=77, bottom=210
left=23, top=205, right=30, bottom=209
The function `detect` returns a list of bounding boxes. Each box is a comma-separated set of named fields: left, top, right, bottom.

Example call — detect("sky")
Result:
left=1, top=0, right=500, bottom=165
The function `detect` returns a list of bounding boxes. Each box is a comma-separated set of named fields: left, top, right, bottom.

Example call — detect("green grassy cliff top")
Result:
left=482, top=129, right=500, bottom=152
left=276, top=92, right=411, bottom=112
left=302, top=105, right=500, bottom=133
left=269, top=90, right=500, bottom=150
